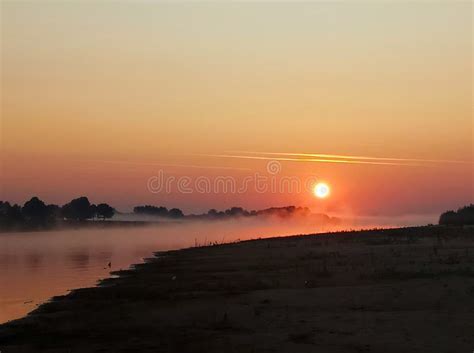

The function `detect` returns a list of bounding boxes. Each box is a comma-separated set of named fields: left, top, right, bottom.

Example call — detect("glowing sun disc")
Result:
left=314, top=183, right=330, bottom=199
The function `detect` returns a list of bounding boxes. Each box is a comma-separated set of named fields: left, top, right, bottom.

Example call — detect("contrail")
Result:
left=226, top=151, right=473, bottom=165
left=200, top=154, right=419, bottom=166
left=95, top=160, right=252, bottom=171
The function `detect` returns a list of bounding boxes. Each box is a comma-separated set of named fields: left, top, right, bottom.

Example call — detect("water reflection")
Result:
left=68, top=250, right=90, bottom=269
left=0, top=215, right=425, bottom=324
left=25, top=252, right=43, bottom=271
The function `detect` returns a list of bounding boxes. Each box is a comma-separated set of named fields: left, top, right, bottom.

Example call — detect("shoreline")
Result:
left=1, top=226, right=474, bottom=352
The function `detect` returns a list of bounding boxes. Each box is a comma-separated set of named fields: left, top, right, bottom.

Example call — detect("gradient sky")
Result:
left=1, top=1, right=472, bottom=218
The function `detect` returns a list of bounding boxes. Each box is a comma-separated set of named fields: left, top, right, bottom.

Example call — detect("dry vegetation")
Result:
left=1, top=226, right=474, bottom=353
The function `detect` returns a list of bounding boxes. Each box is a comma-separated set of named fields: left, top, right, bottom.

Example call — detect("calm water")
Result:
left=0, top=219, right=345, bottom=324
left=0, top=214, right=433, bottom=324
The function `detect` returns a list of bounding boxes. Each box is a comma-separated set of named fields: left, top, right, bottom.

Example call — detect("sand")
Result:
left=1, top=226, right=474, bottom=353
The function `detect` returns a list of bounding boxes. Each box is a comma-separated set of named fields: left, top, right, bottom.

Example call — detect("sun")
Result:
left=314, top=182, right=330, bottom=199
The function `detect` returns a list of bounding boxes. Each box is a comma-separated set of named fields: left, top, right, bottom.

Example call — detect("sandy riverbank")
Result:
left=1, top=226, right=474, bottom=352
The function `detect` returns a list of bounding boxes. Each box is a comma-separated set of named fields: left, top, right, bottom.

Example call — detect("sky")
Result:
left=1, top=1, right=472, bottom=220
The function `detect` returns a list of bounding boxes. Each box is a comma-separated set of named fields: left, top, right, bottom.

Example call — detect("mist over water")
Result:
left=0, top=213, right=432, bottom=324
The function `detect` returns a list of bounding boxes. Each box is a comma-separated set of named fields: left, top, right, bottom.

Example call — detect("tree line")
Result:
left=439, top=204, right=474, bottom=226
left=133, top=205, right=316, bottom=220
left=201, top=206, right=312, bottom=219
left=133, top=205, right=184, bottom=218
left=0, top=197, right=115, bottom=230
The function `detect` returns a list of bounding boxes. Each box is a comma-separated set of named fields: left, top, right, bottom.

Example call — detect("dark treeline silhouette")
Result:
left=0, top=197, right=115, bottom=231
left=133, top=204, right=329, bottom=222
left=439, top=204, right=474, bottom=226
left=133, top=205, right=184, bottom=219
left=190, top=205, right=337, bottom=224
left=3, top=198, right=337, bottom=231
left=199, top=206, right=313, bottom=219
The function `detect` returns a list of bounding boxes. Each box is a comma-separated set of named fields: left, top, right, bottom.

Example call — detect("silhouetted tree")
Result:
left=62, top=197, right=95, bottom=221
left=46, top=204, right=61, bottom=224
left=225, top=207, right=246, bottom=217
left=22, top=197, right=49, bottom=227
left=439, top=210, right=457, bottom=225
left=439, top=204, right=474, bottom=226
left=0, top=201, right=12, bottom=227
left=0, top=201, right=24, bottom=228
left=457, top=204, right=474, bottom=225
left=1, top=197, right=119, bottom=230
left=133, top=205, right=184, bottom=218
left=207, top=209, right=219, bottom=217
left=90, top=204, right=98, bottom=220
left=133, top=205, right=169, bottom=217
left=96, top=203, right=115, bottom=220
left=168, top=208, right=184, bottom=219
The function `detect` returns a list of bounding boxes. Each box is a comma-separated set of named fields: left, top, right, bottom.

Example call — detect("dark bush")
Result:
left=439, top=204, right=474, bottom=226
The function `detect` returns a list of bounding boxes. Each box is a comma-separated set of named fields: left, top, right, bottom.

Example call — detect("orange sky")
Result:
left=1, top=2, right=472, bottom=218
